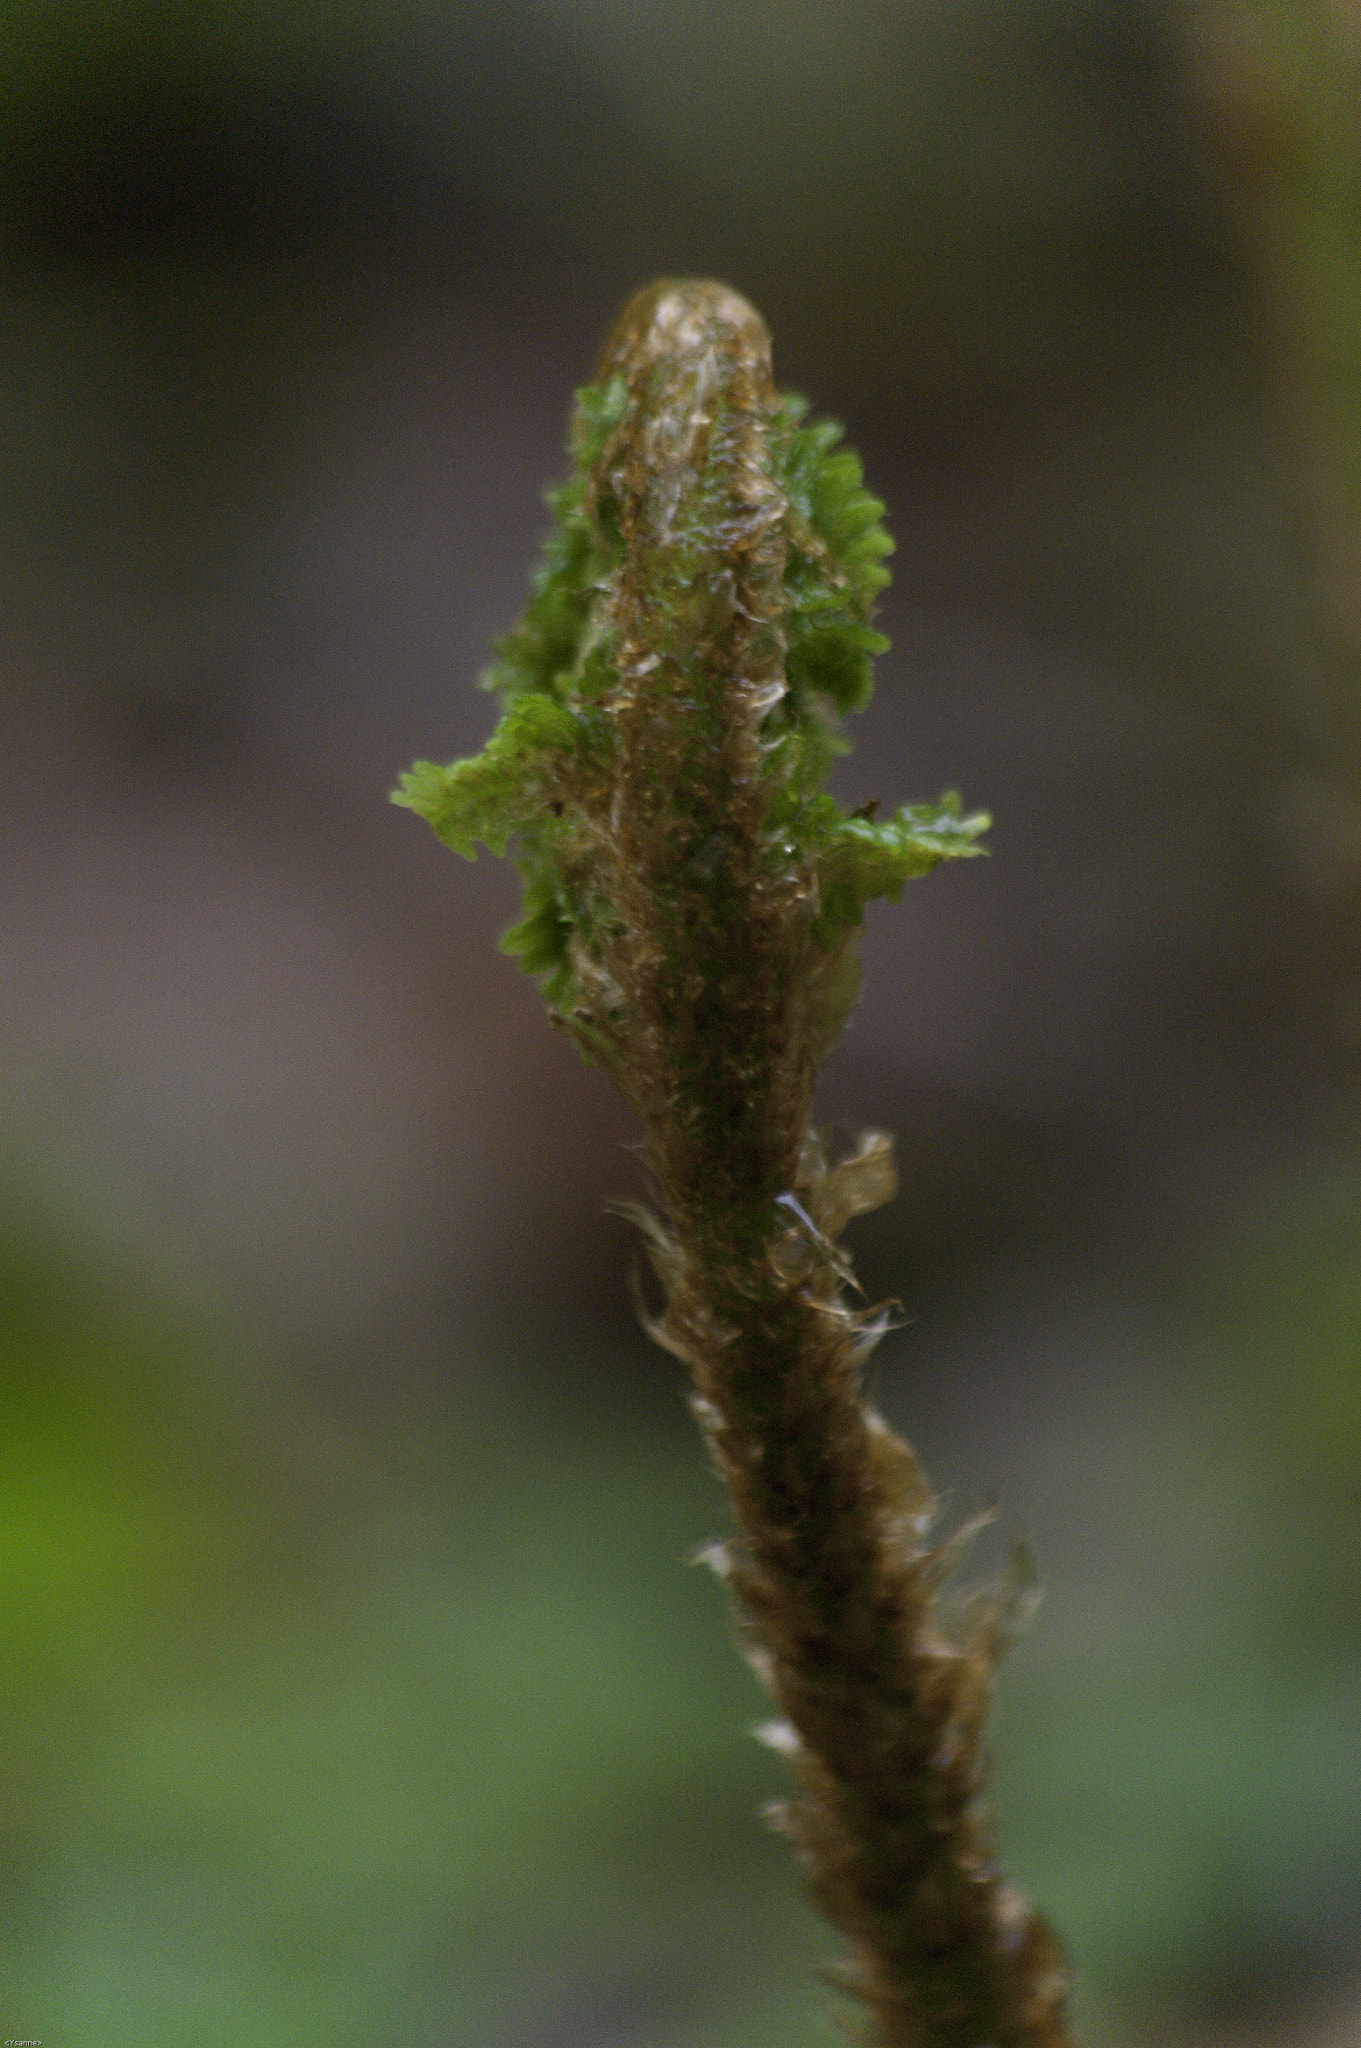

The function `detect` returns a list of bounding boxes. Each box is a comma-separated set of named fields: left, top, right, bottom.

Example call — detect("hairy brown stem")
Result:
left=585, top=284, right=1073, bottom=2048
left=664, top=1208, right=1071, bottom=2048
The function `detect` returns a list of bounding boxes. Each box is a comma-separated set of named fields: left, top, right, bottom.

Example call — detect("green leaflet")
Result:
left=478, top=373, right=629, bottom=710
left=391, top=692, right=591, bottom=859
left=812, top=796, right=990, bottom=949
left=771, top=393, right=894, bottom=726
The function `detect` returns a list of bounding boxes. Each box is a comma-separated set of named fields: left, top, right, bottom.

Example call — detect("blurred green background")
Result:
left=3, top=3, right=1361, bottom=2043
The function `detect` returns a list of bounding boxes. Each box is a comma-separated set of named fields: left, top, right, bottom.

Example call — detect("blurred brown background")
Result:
left=3, top=4, right=1361, bottom=2045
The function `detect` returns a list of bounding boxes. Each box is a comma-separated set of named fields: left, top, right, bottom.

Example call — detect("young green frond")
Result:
left=394, top=277, right=982, bottom=1028
left=394, top=280, right=1070, bottom=2048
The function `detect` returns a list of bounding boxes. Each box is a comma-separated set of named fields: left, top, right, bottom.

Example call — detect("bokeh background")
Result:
left=3, top=3, right=1361, bottom=2043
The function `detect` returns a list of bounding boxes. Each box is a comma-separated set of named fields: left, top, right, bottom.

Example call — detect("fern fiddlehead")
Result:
left=396, top=278, right=1072, bottom=2048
